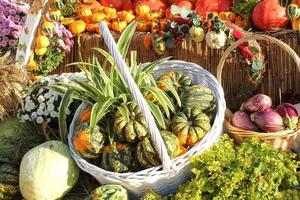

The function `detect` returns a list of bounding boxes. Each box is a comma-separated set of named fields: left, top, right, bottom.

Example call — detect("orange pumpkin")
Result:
left=135, top=4, right=151, bottom=17
left=68, top=20, right=86, bottom=34
left=144, top=12, right=160, bottom=21
left=137, top=21, right=151, bottom=32
left=79, top=108, right=92, bottom=122
left=80, top=8, right=92, bottom=17
left=118, top=11, right=135, bottom=23
left=86, top=23, right=101, bottom=33
left=235, top=16, right=250, bottom=29
left=104, top=7, right=117, bottom=19
left=91, top=12, right=106, bottom=23
left=111, top=21, right=127, bottom=32
left=76, top=0, right=103, bottom=14
left=219, top=11, right=236, bottom=22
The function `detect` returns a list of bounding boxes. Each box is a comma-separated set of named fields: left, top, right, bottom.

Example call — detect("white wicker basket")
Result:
left=68, top=22, right=226, bottom=199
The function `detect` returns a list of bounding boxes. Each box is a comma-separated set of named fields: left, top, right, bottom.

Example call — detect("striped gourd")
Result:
left=101, top=143, right=133, bottom=173
left=49, top=10, right=62, bottom=21
left=114, top=102, right=148, bottom=143
left=90, top=184, right=128, bottom=200
left=287, top=4, right=300, bottom=19
left=157, top=71, right=192, bottom=92
left=54, top=0, right=65, bottom=10
left=42, top=21, right=55, bottom=34
left=279, top=0, right=292, bottom=7
left=171, top=107, right=211, bottom=147
left=72, top=124, right=105, bottom=159
left=0, top=163, right=20, bottom=200
left=180, top=85, right=215, bottom=111
left=137, top=131, right=180, bottom=168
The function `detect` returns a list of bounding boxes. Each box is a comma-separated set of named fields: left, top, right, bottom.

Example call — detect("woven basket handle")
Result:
left=217, top=34, right=300, bottom=84
left=99, top=22, right=172, bottom=171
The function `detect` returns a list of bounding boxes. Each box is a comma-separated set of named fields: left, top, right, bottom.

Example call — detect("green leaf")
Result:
left=143, top=56, right=172, bottom=74
left=58, top=89, right=75, bottom=143
left=74, top=80, right=105, bottom=102
left=157, top=80, right=181, bottom=107
left=117, top=21, right=138, bottom=58
left=117, top=105, right=130, bottom=122
left=147, top=101, right=166, bottom=129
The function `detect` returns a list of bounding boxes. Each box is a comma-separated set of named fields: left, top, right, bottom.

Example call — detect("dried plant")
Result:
left=0, top=53, right=27, bottom=120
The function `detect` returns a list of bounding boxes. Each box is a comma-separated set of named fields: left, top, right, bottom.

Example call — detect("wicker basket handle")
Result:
left=99, top=22, right=172, bottom=171
left=217, top=34, right=300, bottom=84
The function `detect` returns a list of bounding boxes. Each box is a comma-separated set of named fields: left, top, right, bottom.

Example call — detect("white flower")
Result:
left=23, top=114, right=29, bottom=120
left=50, top=111, right=58, bottom=118
left=66, top=109, right=71, bottom=115
left=31, top=112, right=37, bottom=119
left=47, top=118, right=51, bottom=123
left=47, top=104, right=55, bottom=111
left=38, top=88, right=45, bottom=95
left=44, top=92, right=52, bottom=99
left=38, top=95, right=45, bottom=103
left=29, top=102, right=36, bottom=110
left=43, top=110, right=50, bottom=116
left=24, top=102, right=31, bottom=112
left=48, top=97, right=55, bottom=103
left=25, top=96, right=31, bottom=102
left=37, top=109, right=44, bottom=116
left=39, top=103, right=46, bottom=109
left=36, top=117, right=44, bottom=124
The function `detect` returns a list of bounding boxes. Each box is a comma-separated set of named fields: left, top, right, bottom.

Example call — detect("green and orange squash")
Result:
left=101, top=143, right=134, bottom=173
left=171, top=107, right=211, bottom=147
left=0, top=163, right=20, bottom=200
left=114, top=102, right=148, bottom=143
left=54, top=0, right=65, bottom=10
left=90, top=184, right=128, bottom=200
left=72, top=125, right=105, bottom=159
left=157, top=71, right=192, bottom=92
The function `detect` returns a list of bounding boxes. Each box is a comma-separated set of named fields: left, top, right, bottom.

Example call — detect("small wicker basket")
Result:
left=217, top=34, right=300, bottom=151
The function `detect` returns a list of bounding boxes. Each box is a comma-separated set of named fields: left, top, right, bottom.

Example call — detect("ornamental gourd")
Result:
left=90, top=184, right=128, bottom=200
left=0, top=163, right=20, bottom=200
left=189, top=26, right=206, bottom=43
left=114, top=102, right=148, bottom=143
left=19, top=141, right=79, bottom=200
left=54, top=0, right=65, bottom=10
left=36, top=35, right=50, bottom=48
left=91, top=12, right=106, bottom=23
left=68, top=20, right=86, bottom=34
left=291, top=18, right=300, bottom=30
left=118, top=11, right=135, bottom=23
left=101, top=143, right=134, bottom=173
left=73, top=124, right=105, bottom=158
left=111, top=21, right=128, bottom=32
left=180, top=85, right=215, bottom=111
left=287, top=4, right=300, bottom=19
left=27, top=55, right=39, bottom=71
left=135, top=4, right=151, bottom=17
left=279, top=0, right=292, bottom=7
left=157, top=71, right=192, bottom=92
left=134, top=0, right=169, bottom=12
left=49, top=10, right=62, bottom=21
left=42, top=21, right=55, bottom=33
left=34, top=47, right=47, bottom=56
left=171, top=107, right=211, bottom=147
left=205, top=31, right=227, bottom=49
left=137, top=131, right=181, bottom=168
left=252, top=0, right=289, bottom=30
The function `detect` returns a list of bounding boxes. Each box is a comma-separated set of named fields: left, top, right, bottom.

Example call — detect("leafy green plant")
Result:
left=51, top=21, right=180, bottom=143
left=233, top=0, right=261, bottom=17
left=175, top=134, right=299, bottom=200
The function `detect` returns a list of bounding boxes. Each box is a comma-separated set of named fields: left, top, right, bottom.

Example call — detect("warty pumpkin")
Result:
left=101, top=143, right=134, bottom=173
left=171, top=107, right=211, bottom=147
left=68, top=20, right=86, bottom=34
left=72, top=124, right=105, bottom=159
left=137, top=130, right=181, bottom=168
left=114, top=102, right=148, bottom=143
left=111, top=21, right=128, bottom=32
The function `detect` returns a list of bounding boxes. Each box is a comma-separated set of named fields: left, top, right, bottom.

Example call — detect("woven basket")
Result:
left=217, top=34, right=300, bottom=151
left=68, top=22, right=226, bottom=198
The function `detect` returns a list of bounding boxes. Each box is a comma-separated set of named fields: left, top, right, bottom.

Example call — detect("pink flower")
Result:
left=11, top=30, right=21, bottom=38
left=2, top=36, right=9, bottom=42
left=3, top=29, right=10, bottom=35
left=0, top=30, right=4, bottom=36
left=13, top=15, right=20, bottom=23
left=9, top=9, right=16, bottom=15
left=1, top=40, right=8, bottom=47
left=8, top=39, right=16, bottom=46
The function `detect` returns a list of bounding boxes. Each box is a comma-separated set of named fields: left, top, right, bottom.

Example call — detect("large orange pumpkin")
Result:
left=195, top=0, right=232, bottom=15
left=252, top=0, right=289, bottom=31
left=134, top=0, right=169, bottom=11
left=100, top=0, right=132, bottom=11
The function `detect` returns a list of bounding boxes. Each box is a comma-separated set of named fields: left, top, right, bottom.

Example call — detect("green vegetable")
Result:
left=61, top=0, right=76, bottom=17
left=175, top=134, right=299, bottom=200
left=233, top=0, right=261, bottom=16
left=36, top=36, right=65, bottom=75
left=140, top=190, right=165, bottom=200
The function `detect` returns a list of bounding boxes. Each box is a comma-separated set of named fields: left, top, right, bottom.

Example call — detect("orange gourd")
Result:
left=219, top=12, right=236, bottom=23
left=137, top=21, right=151, bottom=32
left=111, top=21, right=128, bottom=32
left=80, top=8, right=92, bottom=17
left=134, top=0, right=169, bottom=11
left=76, top=0, right=103, bottom=14
left=135, top=4, right=151, bottom=17
left=68, top=20, right=86, bottom=34
left=104, top=7, right=117, bottom=20
left=118, top=11, right=135, bottom=23
left=144, top=12, right=160, bottom=21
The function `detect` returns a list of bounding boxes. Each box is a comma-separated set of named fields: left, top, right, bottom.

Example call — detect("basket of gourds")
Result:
left=52, top=21, right=226, bottom=198
left=217, top=34, right=300, bottom=151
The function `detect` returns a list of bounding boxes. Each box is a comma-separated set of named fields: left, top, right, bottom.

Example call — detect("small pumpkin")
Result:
left=279, top=0, right=292, bottom=7
left=171, top=107, right=211, bottom=147
left=91, top=184, right=128, bottom=200
left=36, top=35, right=50, bottom=48
left=49, top=10, right=62, bottom=21
left=134, top=0, right=169, bottom=11
left=157, top=71, right=192, bottom=92
left=68, top=20, right=86, bottom=34
left=137, top=21, right=151, bottom=32
left=118, top=11, right=135, bottom=23
left=152, top=39, right=166, bottom=55
left=218, top=11, right=236, bottom=22
left=79, top=8, right=92, bottom=17
left=180, top=85, right=215, bottom=111
left=104, top=7, right=117, bottom=19
left=35, top=47, right=47, bottom=56
left=189, top=26, right=205, bottom=43
left=101, top=143, right=134, bottom=173
left=54, top=0, right=65, bottom=10
left=137, top=130, right=181, bottom=168
left=135, top=4, right=151, bottom=17
left=73, top=124, right=105, bottom=159
left=27, top=55, right=39, bottom=71
left=144, top=12, right=160, bottom=21
left=205, top=31, right=227, bottom=49
left=79, top=108, right=92, bottom=123
left=86, top=23, right=101, bottom=33
left=91, top=12, right=106, bottom=23
left=42, top=21, right=55, bottom=33
left=287, top=3, right=300, bottom=19
left=114, top=102, right=148, bottom=143
left=112, top=21, right=127, bottom=32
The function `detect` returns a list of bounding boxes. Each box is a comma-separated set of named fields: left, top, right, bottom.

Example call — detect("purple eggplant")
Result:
left=241, top=94, right=272, bottom=113
left=276, top=103, right=299, bottom=129
left=232, top=111, right=258, bottom=131
left=250, top=111, right=284, bottom=132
